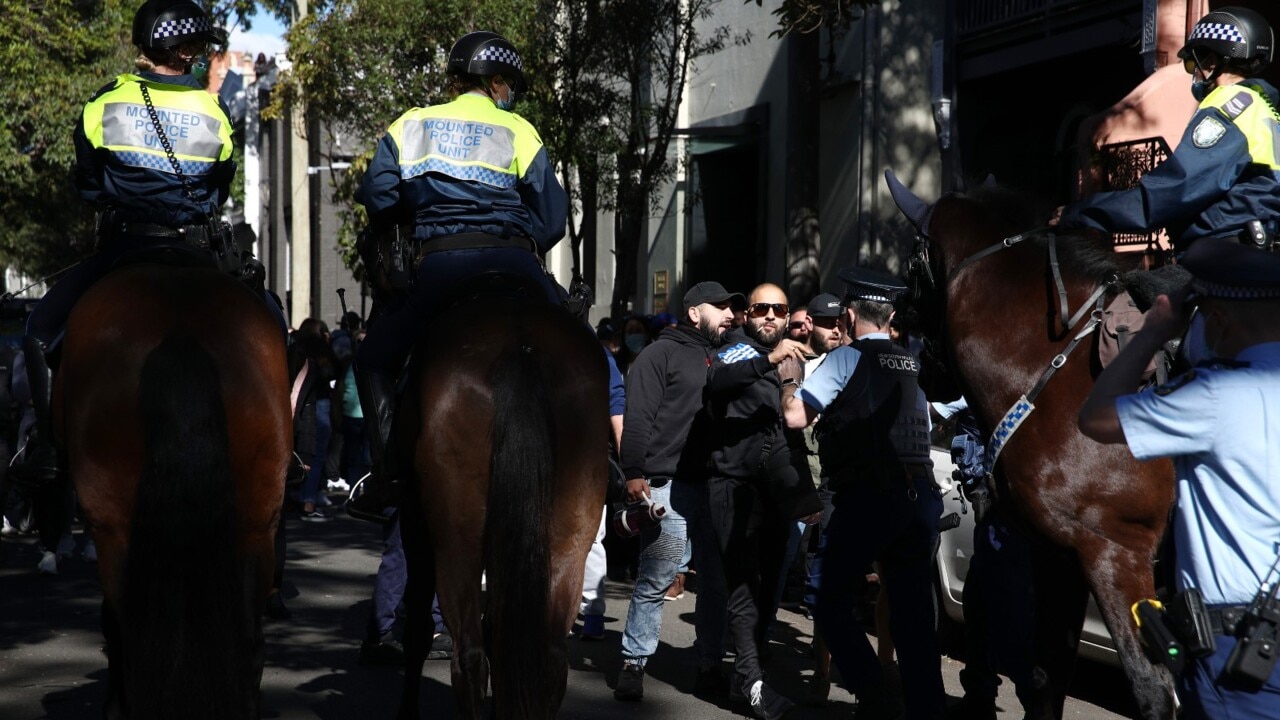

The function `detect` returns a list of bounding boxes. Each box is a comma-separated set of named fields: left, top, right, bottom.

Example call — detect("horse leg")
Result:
left=1081, top=539, right=1175, bottom=720
left=432, top=507, right=488, bottom=719
left=398, top=506, right=435, bottom=720
left=101, top=597, right=126, bottom=720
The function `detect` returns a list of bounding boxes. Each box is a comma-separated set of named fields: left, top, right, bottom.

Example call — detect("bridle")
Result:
left=906, top=220, right=1120, bottom=480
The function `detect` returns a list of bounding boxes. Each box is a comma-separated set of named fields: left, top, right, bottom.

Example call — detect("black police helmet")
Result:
left=1178, top=6, right=1273, bottom=76
left=132, top=0, right=226, bottom=51
left=447, top=31, right=526, bottom=94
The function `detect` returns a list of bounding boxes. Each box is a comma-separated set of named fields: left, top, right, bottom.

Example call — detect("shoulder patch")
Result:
left=1220, top=91, right=1254, bottom=120
left=1154, top=369, right=1196, bottom=396
left=717, top=343, right=761, bottom=364
left=1192, top=116, right=1228, bottom=148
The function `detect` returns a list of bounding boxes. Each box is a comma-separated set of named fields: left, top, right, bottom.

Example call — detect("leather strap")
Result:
left=418, top=232, right=536, bottom=255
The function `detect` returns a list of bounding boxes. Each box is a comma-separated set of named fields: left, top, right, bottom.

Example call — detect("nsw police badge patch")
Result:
left=1192, top=116, right=1227, bottom=148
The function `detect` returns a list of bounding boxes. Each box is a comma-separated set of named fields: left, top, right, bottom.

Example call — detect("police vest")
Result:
left=82, top=74, right=232, bottom=178
left=388, top=94, right=544, bottom=191
left=814, top=338, right=931, bottom=489
left=1201, top=83, right=1280, bottom=170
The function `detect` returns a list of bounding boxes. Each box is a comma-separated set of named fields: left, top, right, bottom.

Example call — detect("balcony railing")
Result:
left=1096, top=136, right=1170, bottom=249
left=957, top=0, right=1136, bottom=38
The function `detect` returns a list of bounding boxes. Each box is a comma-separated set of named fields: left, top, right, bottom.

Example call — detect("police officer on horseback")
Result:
left=13, top=0, right=261, bottom=486
left=347, top=31, right=568, bottom=523
left=1059, top=7, right=1280, bottom=254
left=781, top=267, right=944, bottom=720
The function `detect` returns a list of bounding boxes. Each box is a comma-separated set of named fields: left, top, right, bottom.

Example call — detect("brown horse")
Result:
left=56, top=262, right=291, bottom=719
left=393, top=284, right=608, bottom=719
left=885, top=171, right=1177, bottom=720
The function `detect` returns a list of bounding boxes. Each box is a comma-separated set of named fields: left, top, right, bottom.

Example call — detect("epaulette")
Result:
left=1154, top=369, right=1196, bottom=396
left=1194, top=357, right=1252, bottom=370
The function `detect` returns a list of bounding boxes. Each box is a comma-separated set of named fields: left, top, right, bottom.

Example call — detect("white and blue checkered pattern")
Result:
left=983, top=395, right=1034, bottom=475
left=717, top=343, right=761, bottom=364
left=402, top=157, right=516, bottom=188
left=1188, top=22, right=1245, bottom=45
left=474, top=45, right=523, bottom=71
left=116, top=151, right=213, bottom=175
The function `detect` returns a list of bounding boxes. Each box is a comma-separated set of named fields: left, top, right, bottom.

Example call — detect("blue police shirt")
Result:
left=1116, top=342, right=1280, bottom=606
left=798, top=333, right=931, bottom=423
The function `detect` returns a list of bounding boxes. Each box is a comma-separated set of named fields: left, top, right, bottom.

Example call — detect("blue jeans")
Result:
left=300, top=399, right=331, bottom=505
left=368, top=513, right=407, bottom=639
left=620, top=481, right=726, bottom=666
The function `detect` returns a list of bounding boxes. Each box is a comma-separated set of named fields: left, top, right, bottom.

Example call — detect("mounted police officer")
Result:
left=781, top=267, right=944, bottom=720
left=347, top=31, right=568, bottom=523
left=1059, top=7, right=1280, bottom=255
left=13, top=0, right=265, bottom=486
left=1079, top=238, right=1280, bottom=719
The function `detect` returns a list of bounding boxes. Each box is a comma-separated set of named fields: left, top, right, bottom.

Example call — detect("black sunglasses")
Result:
left=747, top=302, right=789, bottom=318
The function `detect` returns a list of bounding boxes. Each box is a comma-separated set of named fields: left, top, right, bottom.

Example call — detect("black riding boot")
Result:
left=345, top=367, right=401, bottom=524
left=11, top=336, right=63, bottom=490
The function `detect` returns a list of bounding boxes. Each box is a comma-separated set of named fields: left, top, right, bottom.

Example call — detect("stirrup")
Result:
left=345, top=473, right=396, bottom=525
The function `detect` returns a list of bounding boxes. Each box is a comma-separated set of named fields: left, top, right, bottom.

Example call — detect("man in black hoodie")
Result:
left=614, top=281, right=739, bottom=701
left=703, top=282, right=823, bottom=720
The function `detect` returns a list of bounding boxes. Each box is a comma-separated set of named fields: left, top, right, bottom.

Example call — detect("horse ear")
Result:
left=884, top=169, right=931, bottom=234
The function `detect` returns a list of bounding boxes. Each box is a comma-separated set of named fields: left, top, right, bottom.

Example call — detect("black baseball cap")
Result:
left=683, top=281, right=745, bottom=311
left=806, top=293, right=844, bottom=318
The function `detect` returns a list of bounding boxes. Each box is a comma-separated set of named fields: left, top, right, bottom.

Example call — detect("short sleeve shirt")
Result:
left=798, top=332, right=931, bottom=431
left=1116, top=342, right=1280, bottom=606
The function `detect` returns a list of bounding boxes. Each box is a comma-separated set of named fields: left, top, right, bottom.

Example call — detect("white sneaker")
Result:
left=37, top=550, right=57, bottom=575
left=327, top=477, right=351, bottom=493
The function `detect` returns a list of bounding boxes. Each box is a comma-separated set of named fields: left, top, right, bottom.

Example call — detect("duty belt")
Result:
left=417, top=231, right=536, bottom=256
left=114, top=221, right=220, bottom=247
left=1207, top=605, right=1250, bottom=636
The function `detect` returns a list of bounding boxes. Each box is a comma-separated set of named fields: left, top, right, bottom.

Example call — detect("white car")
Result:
left=931, top=447, right=1118, bottom=666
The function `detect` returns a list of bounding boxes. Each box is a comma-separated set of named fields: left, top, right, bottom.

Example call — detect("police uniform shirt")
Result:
left=1060, top=80, right=1280, bottom=250
left=357, top=93, right=568, bottom=251
left=797, top=332, right=932, bottom=430
left=1115, top=342, right=1280, bottom=606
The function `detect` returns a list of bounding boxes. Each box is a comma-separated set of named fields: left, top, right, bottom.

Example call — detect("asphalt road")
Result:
left=1, top=506, right=1139, bottom=719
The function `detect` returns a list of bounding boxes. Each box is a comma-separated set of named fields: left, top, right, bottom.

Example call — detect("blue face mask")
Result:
left=495, top=88, right=516, bottom=111
left=1191, top=76, right=1213, bottom=102
left=624, top=334, right=646, bottom=354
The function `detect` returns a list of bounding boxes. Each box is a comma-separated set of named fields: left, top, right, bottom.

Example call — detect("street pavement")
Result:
left=1, top=505, right=1138, bottom=719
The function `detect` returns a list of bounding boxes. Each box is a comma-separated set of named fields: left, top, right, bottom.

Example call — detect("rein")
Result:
left=911, top=226, right=1120, bottom=480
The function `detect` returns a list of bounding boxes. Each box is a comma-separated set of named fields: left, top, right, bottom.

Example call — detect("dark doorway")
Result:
left=687, top=139, right=763, bottom=294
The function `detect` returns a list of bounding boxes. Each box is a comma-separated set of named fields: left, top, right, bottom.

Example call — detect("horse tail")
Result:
left=484, top=344, right=556, bottom=717
left=122, top=335, right=249, bottom=719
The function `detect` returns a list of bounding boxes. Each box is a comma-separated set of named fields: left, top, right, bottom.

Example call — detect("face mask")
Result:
left=1191, top=76, right=1213, bottom=102
left=624, top=334, right=646, bottom=354
left=495, top=88, right=516, bottom=111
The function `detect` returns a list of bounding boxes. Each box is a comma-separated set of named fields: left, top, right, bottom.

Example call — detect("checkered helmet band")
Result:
left=1188, top=22, right=1245, bottom=45
left=153, top=15, right=211, bottom=42
left=473, top=45, right=523, bottom=71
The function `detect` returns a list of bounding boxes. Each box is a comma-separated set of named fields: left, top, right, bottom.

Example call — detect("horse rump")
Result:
left=121, top=335, right=253, bottom=719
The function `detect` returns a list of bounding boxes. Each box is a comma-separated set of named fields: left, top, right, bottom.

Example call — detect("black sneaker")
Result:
left=748, top=680, right=795, bottom=720
left=428, top=632, right=453, bottom=660
left=345, top=473, right=398, bottom=525
left=693, top=665, right=729, bottom=698
left=360, top=633, right=404, bottom=666
left=614, top=662, right=645, bottom=701
left=300, top=507, right=331, bottom=523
